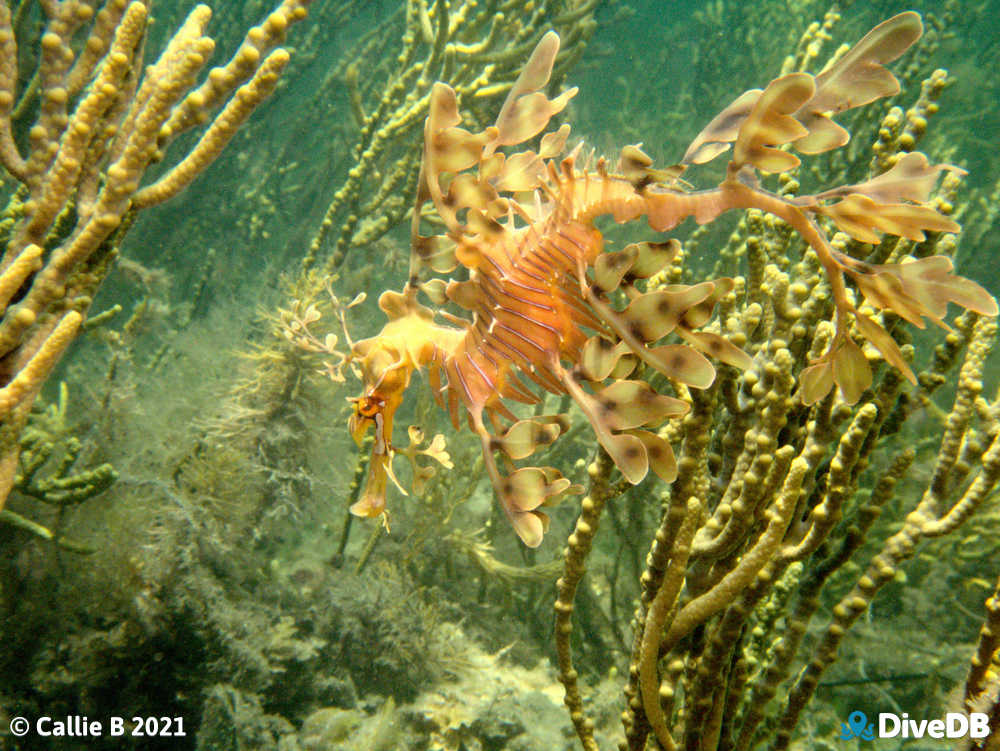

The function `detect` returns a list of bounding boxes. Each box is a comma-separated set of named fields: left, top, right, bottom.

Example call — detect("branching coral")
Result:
left=0, top=0, right=313, bottom=514
left=2, top=380, right=114, bottom=551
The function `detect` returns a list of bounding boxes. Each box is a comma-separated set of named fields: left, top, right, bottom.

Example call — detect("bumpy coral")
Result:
left=0, top=0, right=312, bottom=512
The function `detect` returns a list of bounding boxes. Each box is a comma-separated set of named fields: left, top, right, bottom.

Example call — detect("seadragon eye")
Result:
left=354, top=395, right=383, bottom=419
left=347, top=394, right=387, bottom=448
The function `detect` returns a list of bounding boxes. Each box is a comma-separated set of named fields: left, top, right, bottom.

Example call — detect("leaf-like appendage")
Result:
left=884, top=256, right=997, bottom=320
left=679, top=329, right=755, bottom=370
left=497, top=464, right=581, bottom=547
left=795, top=12, right=922, bottom=154
left=495, top=31, right=577, bottom=146
left=815, top=152, right=965, bottom=204
left=500, top=467, right=549, bottom=547
left=412, top=235, right=457, bottom=274
left=594, top=380, right=688, bottom=431
left=539, top=124, right=571, bottom=159
left=792, top=114, right=850, bottom=155
left=496, top=417, right=566, bottom=459
left=646, top=344, right=716, bottom=389
left=619, top=143, right=654, bottom=183
left=832, top=338, right=872, bottom=404
left=601, top=431, right=649, bottom=484
left=445, top=279, right=481, bottom=311
left=492, top=151, right=545, bottom=192
left=818, top=193, right=960, bottom=243
left=631, top=240, right=680, bottom=279
left=623, top=283, right=716, bottom=342
left=421, top=85, right=502, bottom=236
left=732, top=73, right=814, bottom=173
left=593, top=244, right=640, bottom=293
left=854, top=312, right=915, bottom=384
left=682, top=89, right=762, bottom=165
left=682, top=277, right=735, bottom=328
left=431, top=126, right=496, bottom=173
left=800, top=359, right=835, bottom=405
left=851, top=269, right=930, bottom=328
left=580, top=336, right=631, bottom=381
left=628, top=430, right=678, bottom=483
left=799, top=338, right=873, bottom=405
left=447, top=172, right=501, bottom=218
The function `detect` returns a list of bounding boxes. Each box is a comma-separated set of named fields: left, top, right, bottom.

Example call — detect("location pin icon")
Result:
left=848, top=711, right=868, bottom=738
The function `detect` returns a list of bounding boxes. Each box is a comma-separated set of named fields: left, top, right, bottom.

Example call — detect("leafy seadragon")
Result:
left=327, top=13, right=996, bottom=547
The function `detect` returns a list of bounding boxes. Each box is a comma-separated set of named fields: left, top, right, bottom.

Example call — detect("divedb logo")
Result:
left=841, top=710, right=991, bottom=741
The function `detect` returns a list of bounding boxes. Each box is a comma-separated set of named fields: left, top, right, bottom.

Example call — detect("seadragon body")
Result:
left=339, top=14, right=997, bottom=547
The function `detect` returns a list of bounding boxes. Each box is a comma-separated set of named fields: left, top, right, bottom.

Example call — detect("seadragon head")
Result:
left=282, top=284, right=460, bottom=528
left=346, top=288, right=462, bottom=524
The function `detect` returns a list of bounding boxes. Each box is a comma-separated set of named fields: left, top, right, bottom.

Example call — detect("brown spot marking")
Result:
left=629, top=322, right=646, bottom=341
left=501, top=479, right=513, bottom=496
left=624, top=444, right=643, bottom=460
left=633, top=174, right=653, bottom=191
left=657, top=298, right=674, bottom=315
left=671, top=351, right=688, bottom=370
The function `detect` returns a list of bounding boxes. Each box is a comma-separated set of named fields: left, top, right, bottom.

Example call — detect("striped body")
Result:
left=442, top=165, right=664, bottom=419
left=444, top=219, right=600, bottom=419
